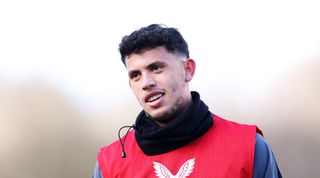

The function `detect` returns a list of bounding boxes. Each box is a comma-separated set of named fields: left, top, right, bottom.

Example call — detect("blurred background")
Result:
left=0, top=0, right=319, bottom=177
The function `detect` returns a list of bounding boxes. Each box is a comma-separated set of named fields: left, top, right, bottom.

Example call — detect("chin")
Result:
left=147, top=107, right=167, bottom=118
left=149, top=109, right=174, bottom=123
left=148, top=112, right=164, bottom=120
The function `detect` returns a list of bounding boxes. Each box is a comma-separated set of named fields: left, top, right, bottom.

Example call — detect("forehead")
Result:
left=125, top=47, right=181, bottom=70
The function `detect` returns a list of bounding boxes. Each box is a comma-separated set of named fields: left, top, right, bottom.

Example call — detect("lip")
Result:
left=144, top=91, right=164, bottom=102
left=144, top=91, right=165, bottom=107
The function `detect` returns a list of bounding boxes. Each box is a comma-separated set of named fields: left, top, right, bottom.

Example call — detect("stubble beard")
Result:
left=143, top=77, right=188, bottom=126
left=147, top=96, right=184, bottom=125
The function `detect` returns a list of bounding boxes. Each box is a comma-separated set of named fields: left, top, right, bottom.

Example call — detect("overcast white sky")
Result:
left=1, top=0, right=319, bottom=109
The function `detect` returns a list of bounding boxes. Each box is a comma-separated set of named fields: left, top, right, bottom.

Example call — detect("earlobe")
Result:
left=184, top=59, right=196, bottom=82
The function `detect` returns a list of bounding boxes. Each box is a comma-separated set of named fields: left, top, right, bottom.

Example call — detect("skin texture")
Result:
left=125, top=47, right=196, bottom=126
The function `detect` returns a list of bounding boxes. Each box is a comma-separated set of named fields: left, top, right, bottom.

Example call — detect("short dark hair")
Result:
left=119, top=24, right=189, bottom=64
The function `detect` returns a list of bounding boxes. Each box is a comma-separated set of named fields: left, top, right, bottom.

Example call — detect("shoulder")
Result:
left=99, top=130, right=135, bottom=154
left=97, top=130, right=136, bottom=178
left=212, top=115, right=259, bottom=134
left=253, top=133, right=282, bottom=178
left=92, top=161, right=103, bottom=178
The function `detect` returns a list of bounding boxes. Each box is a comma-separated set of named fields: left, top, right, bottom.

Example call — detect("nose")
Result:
left=142, top=73, right=156, bottom=91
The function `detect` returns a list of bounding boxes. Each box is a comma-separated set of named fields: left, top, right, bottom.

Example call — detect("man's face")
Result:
left=125, top=47, right=194, bottom=125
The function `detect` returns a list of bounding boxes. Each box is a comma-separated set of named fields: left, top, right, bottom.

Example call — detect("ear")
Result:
left=184, top=58, right=196, bottom=82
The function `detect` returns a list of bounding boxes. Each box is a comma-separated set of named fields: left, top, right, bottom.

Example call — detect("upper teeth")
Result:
left=148, top=94, right=163, bottom=102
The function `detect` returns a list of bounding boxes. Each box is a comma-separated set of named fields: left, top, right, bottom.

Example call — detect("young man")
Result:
left=92, top=24, right=282, bottom=178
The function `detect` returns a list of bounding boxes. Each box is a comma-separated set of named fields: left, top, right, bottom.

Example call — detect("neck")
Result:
left=134, top=91, right=214, bottom=155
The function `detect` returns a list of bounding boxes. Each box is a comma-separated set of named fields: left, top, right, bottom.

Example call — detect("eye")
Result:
left=150, top=64, right=163, bottom=72
left=129, top=71, right=141, bottom=80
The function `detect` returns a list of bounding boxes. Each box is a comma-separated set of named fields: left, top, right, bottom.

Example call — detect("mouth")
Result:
left=145, top=92, right=165, bottom=103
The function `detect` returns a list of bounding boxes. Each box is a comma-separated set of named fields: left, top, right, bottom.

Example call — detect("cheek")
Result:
left=162, top=71, right=184, bottom=86
left=170, top=73, right=185, bottom=89
left=165, top=79, right=182, bottom=95
left=129, top=83, right=140, bottom=96
left=131, top=88, right=144, bottom=105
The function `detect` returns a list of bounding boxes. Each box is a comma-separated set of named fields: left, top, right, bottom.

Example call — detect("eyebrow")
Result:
left=147, top=61, right=167, bottom=69
left=127, top=60, right=167, bottom=75
left=128, top=70, right=140, bottom=77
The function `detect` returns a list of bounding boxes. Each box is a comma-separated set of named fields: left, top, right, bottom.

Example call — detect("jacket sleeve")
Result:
left=92, top=161, right=103, bottom=178
left=253, top=133, right=282, bottom=178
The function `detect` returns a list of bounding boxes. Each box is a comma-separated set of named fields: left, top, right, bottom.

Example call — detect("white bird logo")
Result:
left=153, top=158, right=195, bottom=178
